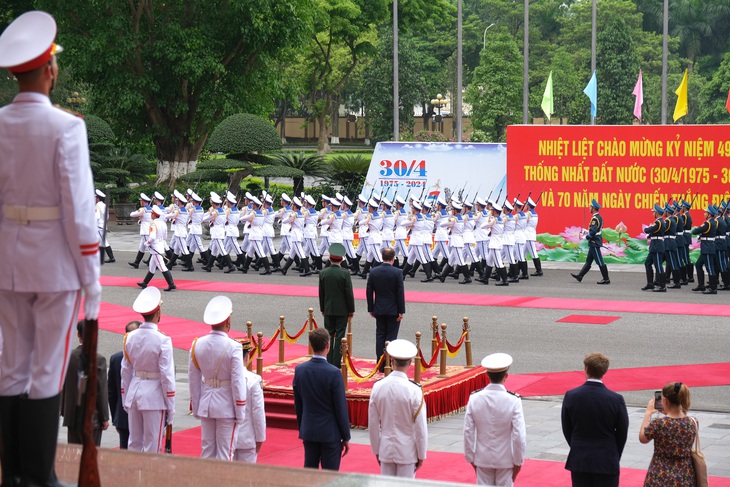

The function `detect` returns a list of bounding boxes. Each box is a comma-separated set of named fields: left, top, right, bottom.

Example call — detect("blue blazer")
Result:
left=108, top=350, right=129, bottom=430
left=292, top=356, right=351, bottom=443
left=366, top=263, right=406, bottom=316
left=561, top=381, right=629, bottom=475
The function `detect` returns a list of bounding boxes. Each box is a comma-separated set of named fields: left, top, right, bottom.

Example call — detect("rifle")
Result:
left=535, top=191, right=545, bottom=205
left=494, top=187, right=503, bottom=206
left=165, top=423, right=173, bottom=454
left=418, top=184, right=427, bottom=202
left=78, top=318, right=101, bottom=487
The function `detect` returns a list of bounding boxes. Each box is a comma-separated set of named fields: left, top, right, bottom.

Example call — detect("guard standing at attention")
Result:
left=571, top=199, right=610, bottom=285
left=641, top=204, right=666, bottom=292
left=691, top=205, right=719, bottom=294
left=233, top=339, right=267, bottom=463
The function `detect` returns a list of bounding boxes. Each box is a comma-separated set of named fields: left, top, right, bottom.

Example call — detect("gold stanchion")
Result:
left=307, top=308, right=315, bottom=357
left=340, top=338, right=348, bottom=390
left=430, top=316, right=439, bottom=358
left=384, top=340, right=392, bottom=376
left=438, top=323, right=447, bottom=378
left=414, top=331, right=422, bottom=384
left=256, top=331, right=264, bottom=376
left=276, top=316, right=286, bottom=366
left=346, top=316, right=353, bottom=356
left=464, top=317, right=474, bottom=368
left=246, top=322, right=253, bottom=371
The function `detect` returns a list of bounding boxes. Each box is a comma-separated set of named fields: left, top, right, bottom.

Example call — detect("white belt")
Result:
left=3, top=205, right=61, bottom=224
left=135, top=371, right=161, bottom=379
left=204, top=378, right=231, bottom=388
left=700, top=237, right=715, bottom=241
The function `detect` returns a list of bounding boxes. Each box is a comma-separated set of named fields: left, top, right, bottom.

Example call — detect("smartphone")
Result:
left=654, top=390, right=663, bottom=410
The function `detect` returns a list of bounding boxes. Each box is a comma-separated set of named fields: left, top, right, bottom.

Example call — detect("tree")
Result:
left=697, top=51, right=730, bottom=124
left=464, top=32, right=522, bottom=141
left=39, top=0, right=317, bottom=186
left=596, top=14, right=640, bottom=125
left=269, top=152, right=329, bottom=195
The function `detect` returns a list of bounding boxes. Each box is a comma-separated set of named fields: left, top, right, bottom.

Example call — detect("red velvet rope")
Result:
left=250, top=329, right=280, bottom=353
left=419, top=346, right=440, bottom=369
left=345, top=351, right=385, bottom=379
left=445, top=331, right=468, bottom=354
left=283, top=320, right=309, bottom=341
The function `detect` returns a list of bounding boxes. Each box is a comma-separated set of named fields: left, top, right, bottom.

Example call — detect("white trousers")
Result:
left=475, top=466, right=513, bottom=486
left=127, top=408, right=165, bottom=453
left=170, top=235, right=189, bottom=255
left=233, top=448, right=258, bottom=463
left=186, top=233, right=206, bottom=252
left=224, top=236, right=243, bottom=255
left=0, top=290, right=80, bottom=398
left=148, top=249, right=169, bottom=273
left=200, top=417, right=238, bottom=461
left=381, top=462, right=416, bottom=478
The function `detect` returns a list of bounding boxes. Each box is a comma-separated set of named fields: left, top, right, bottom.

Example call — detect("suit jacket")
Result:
left=366, top=263, right=405, bottom=316
left=318, top=264, right=355, bottom=316
left=108, top=350, right=128, bottom=429
left=61, top=345, right=110, bottom=430
left=561, top=380, right=629, bottom=475
left=292, top=356, right=351, bottom=443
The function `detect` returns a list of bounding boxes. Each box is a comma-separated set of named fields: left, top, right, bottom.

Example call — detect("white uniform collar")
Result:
left=486, top=383, right=507, bottom=391
left=13, top=92, right=51, bottom=105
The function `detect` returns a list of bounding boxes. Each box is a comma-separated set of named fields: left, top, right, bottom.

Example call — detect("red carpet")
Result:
left=556, top=314, right=620, bottom=324
left=100, top=276, right=730, bottom=317
left=171, top=426, right=730, bottom=486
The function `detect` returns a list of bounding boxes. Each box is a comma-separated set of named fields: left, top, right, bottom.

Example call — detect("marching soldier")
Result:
left=524, top=197, right=543, bottom=276
left=501, top=201, right=518, bottom=283
left=341, top=196, right=358, bottom=269
left=437, top=201, right=470, bottom=284
left=186, top=191, right=208, bottom=268
left=351, top=194, right=369, bottom=275
left=122, top=287, right=176, bottom=452
left=202, top=192, right=235, bottom=273
left=224, top=192, right=245, bottom=271
left=462, top=200, right=483, bottom=280
left=473, top=198, right=491, bottom=282
left=277, top=197, right=312, bottom=276
left=393, top=196, right=409, bottom=268
left=432, top=196, right=451, bottom=273
left=642, top=204, right=666, bottom=292
left=303, top=195, right=324, bottom=272
left=368, top=340, right=427, bottom=479
left=95, top=189, right=115, bottom=264
left=691, top=205, right=718, bottom=294
left=272, top=193, right=293, bottom=270
left=360, top=199, right=384, bottom=278
left=189, top=296, right=247, bottom=461
left=513, top=199, right=529, bottom=279
left=664, top=203, right=682, bottom=289
left=485, top=202, right=508, bottom=286
left=713, top=203, right=729, bottom=291
left=233, top=339, right=266, bottom=463
left=571, top=199, right=610, bottom=285
left=128, top=193, right=153, bottom=268
left=680, top=200, right=695, bottom=282
left=720, top=201, right=730, bottom=290
left=136, top=207, right=176, bottom=291
left=239, top=196, right=272, bottom=275
left=167, top=190, right=193, bottom=271
left=673, top=201, right=688, bottom=285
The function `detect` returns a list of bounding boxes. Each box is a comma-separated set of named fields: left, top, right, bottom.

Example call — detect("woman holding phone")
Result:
left=639, top=382, right=697, bottom=486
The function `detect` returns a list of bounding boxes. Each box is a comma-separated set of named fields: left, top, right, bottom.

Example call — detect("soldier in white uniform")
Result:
left=464, top=353, right=526, bottom=487
left=95, top=189, right=115, bottom=263
left=524, top=197, right=543, bottom=276
left=513, top=198, right=529, bottom=280
left=501, top=201, right=518, bottom=282
left=223, top=192, right=245, bottom=271
left=233, top=339, right=266, bottom=463
left=393, top=196, right=409, bottom=267
left=122, top=287, right=176, bottom=453
left=0, top=12, right=102, bottom=483
left=368, top=340, right=427, bottom=479
left=136, top=207, right=176, bottom=291
left=238, top=196, right=272, bottom=274
left=128, top=193, right=153, bottom=268
left=202, top=192, right=235, bottom=273
left=303, top=195, right=324, bottom=272
left=271, top=193, right=293, bottom=270
left=485, top=203, right=508, bottom=286
left=261, top=194, right=277, bottom=268
left=186, top=191, right=209, bottom=268
left=189, top=296, right=247, bottom=461
left=166, top=190, right=192, bottom=271
left=340, top=196, right=358, bottom=269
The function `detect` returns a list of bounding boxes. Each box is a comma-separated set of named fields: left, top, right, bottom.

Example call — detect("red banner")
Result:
left=507, top=125, right=730, bottom=236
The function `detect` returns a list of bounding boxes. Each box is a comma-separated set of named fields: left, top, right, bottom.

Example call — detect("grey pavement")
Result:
left=68, top=223, right=730, bottom=479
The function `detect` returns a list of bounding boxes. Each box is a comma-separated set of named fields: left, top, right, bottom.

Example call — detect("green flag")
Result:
left=541, top=71, right=554, bottom=122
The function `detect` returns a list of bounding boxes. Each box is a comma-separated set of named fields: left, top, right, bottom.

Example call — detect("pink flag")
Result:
left=632, top=69, right=643, bottom=120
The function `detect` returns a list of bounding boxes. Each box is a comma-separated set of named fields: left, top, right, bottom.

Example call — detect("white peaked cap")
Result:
left=386, top=339, right=418, bottom=360
left=173, top=190, right=186, bottom=201
left=154, top=191, right=165, bottom=201
left=280, top=193, right=292, bottom=202
left=481, top=352, right=513, bottom=372
left=95, top=189, right=106, bottom=198
left=133, top=287, right=162, bottom=315
left=203, top=296, right=233, bottom=326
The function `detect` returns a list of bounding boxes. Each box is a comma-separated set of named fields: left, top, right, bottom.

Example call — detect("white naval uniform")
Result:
left=275, top=206, right=292, bottom=255
left=121, top=322, right=176, bottom=452
left=204, top=207, right=227, bottom=256
left=240, top=208, right=266, bottom=258
left=368, top=371, right=428, bottom=478
left=146, top=219, right=169, bottom=273
left=186, top=204, right=207, bottom=253
left=501, top=213, right=516, bottom=265
left=262, top=207, right=277, bottom=256
left=524, top=209, right=539, bottom=259
left=318, top=208, right=332, bottom=254
left=224, top=206, right=243, bottom=255
left=303, top=207, right=320, bottom=257
left=432, top=209, right=450, bottom=260
left=463, top=383, right=526, bottom=487
left=381, top=209, right=395, bottom=249
left=189, top=330, right=247, bottom=461
left=233, top=368, right=266, bottom=463
left=342, top=209, right=357, bottom=259
left=394, top=208, right=409, bottom=258
left=168, top=205, right=189, bottom=256
left=0, top=92, right=100, bottom=399
left=474, top=210, right=491, bottom=260
left=95, top=200, right=109, bottom=247
left=487, top=215, right=505, bottom=268
left=130, top=205, right=153, bottom=253
left=513, top=211, right=527, bottom=262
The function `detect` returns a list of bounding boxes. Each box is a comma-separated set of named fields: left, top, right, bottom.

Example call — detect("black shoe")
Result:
left=571, top=273, right=583, bottom=283
left=679, top=280, right=689, bottom=285
left=136, top=281, right=147, bottom=289
left=459, top=277, right=472, bottom=284
left=420, top=277, right=434, bottom=282
left=687, top=277, right=695, bottom=283
left=182, top=266, right=194, bottom=272
left=508, top=276, right=519, bottom=283
left=702, top=288, right=717, bottom=295
left=105, top=258, right=116, bottom=263
left=691, top=286, right=705, bottom=292
left=128, top=261, right=140, bottom=269
left=530, top=271, right=543, bottom=276
left=596, top=279, right=611, bottom=285
left=719, top=285, right=730, bottom=291
left=225, top=266, right=237, bottom=273
left=641, top=284, right=654, bottom=291
left=519, top=274, right=529, bottom=280
left=667, top=283, right=682, bottom=289
left=494, top=280, right=509, bottom=286
left=202, top=265, right=212, bottom=273
left=653, top=286, right=666, bottom=292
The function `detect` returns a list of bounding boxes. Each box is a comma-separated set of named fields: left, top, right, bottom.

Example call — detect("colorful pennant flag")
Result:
left=726, top=89, right=730, bottom=114
left=583, top=71, right=597, bottom=118
left=541, top=71, right=554, bottom=122
left=673, top=68, right=688, bottom=122
left=632, top=69, right=643, bottom=121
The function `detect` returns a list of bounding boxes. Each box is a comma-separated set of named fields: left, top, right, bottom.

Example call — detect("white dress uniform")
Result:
left=95, top=198, right=109, bottom=247
left=475, top=208, right=491, bottom=260
left=365, top=205, right=384, bottom=263
left=464, top=359, right=526, bottom=487
left=341, top=206, right=357, bottom=259
left=234, top=367, right=266, bottom=463
left=121, top=310, right=176, bottom=452
left=224, top=203, right=244, bottom=256
left=462, top=210, right=479, bottom=264
left=189, top=330, right=247, bottom=460
left=240, top=206, right=266, bottom=258
left=130, top=202, right=153, bottom=253
left=318, top=207, right=332, bottom=254
left=368, top=341, right=428, bottom=479
left=524, top=206, right=539, bottom=259
left=147, top=217, right=169, bottom=273
left=186, top=197, right=207, bottom=254
left=432, top=205, right=451, bottom=261
left=204, top=205, right=227, bottom=257
left=487, top=213, right=505, bottom=268
left=303, top=205, right=321, bottom=257
left=394, top=206, right=409, bottom=258
left=168, top=203, right=190, bottom=257
left=262, top=203, right=277, bottom=256
left=381, top=206, right=395, bottom=249
left=327, top=209, right=344, bottom=244
left=513, top=210, right=527, bottom=262
left=501, top=211, right=516, bottom=265
left=274, top=204, right=292, bottom=255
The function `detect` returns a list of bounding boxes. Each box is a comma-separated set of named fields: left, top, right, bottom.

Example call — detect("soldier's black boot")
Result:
left=720, top=271, right=730, bottom=290
left=495, top=267, right=509, bottom=286
left=686, top=263, right=695, bottom=283
left=703, top=275, right=718, bottom=294
left=137, top=272, right=154, bottom=289
left=251, top=257, right=261, bottom=271
left=271, top=252, right=283, bottom=271
left=691, top=268, right=705, bottom=291
left=128, top=251, right=144, bottom=269
left=313, top=255, right=324, bottom=273
left=519, top=261, right=529, bottom=279
left=300, top=259, right=313, bottom=277
left=233, top=254, right=246, bottom=270
left=481, top=265, right=492, bottom=285
left=181, top=253, right=195, bottom=272
left=168, top=253, right=179, bottom=268
left=508, top=264, right=520, bottom=283
left=667, top=270, right=682, bottom=289
left=393, top=258, right=400, bottom=269
left=99, top=247, right=106, bottom=266
left=653, top=273, right=666, bottom=292
left=359, top=261, right=372, bottom=279
left=401, top=261, right=412, bottom=278
left=18, top=394, right=70, bottom=487
left=162, top=270, right=176, bottom=291
left=597, top=265, right=611, bottom=284
left=641, top=268, right=654, bottom=291
left=349, top=256, right=361, bottom=276
left=408, top=261, right=420, bottom=278
left=0, top=395, right=21, bottom=486
left=224, top=255, right=238, bottom=273
left=420, top=262, right=434, bottom=282
left=435, top=258, right=447, bottom=274
left=530, top=258, right=543, bottom=276
left=437, top=264, right=453, bottom=283
left=259, top=258, right=272, bottom=275
left=293, top=255, right=302, bottom=272
left=571, top=261, right=590, bottom=283
left=201, top=253, right=214, bottom=272
left=278, top=258, right=294, bottom=276
left=459, top=265, right=472, bottom=284
left=238, top=256, right=252, bottom=273
left=105, top=246, right=116, bottom=263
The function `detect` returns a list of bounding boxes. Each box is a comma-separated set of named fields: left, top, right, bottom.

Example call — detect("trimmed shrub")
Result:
left=207, top=113, right=282, bottom=154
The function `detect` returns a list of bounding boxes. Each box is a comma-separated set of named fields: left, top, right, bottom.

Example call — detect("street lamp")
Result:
left=430, top=94, right=448, bottom=133
left=482, top=23, right=495, bottom=50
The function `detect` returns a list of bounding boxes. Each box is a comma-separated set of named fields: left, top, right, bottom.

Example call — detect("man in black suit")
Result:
left=292, top=328, right=351, bottom=470
left=561, top=352, right=629, bottom=487
left=366, top=247, right=406, bottom=372
left=318, top=243, right=355, bottom=366
left=108, top=320, right=140, bottom=449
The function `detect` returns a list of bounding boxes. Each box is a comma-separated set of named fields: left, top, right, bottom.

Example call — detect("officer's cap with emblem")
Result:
left=475, top=197, right=487, bottom=207
left=330, top=198, right=341, bottom=207
left=335, top=192, right=343, bottom=201
left=492, top=202, right=503, bottom=212
left=95, top=189, right=106, bottom=199
left=133, top=286, right=162, bottom=315
left=321, top=195, right=330, bottom=202
left=422, top=199, right=432, bottom=209
left=240, top=336, right=253, bottom=353
left=707, top=204, right=717, bottom=216
left=154, top=191, right=165, bottom=201
left=328, top=242, right=346, bottom=258
left=437, top=196, right=447, bottom=207
left=503, top=200, right=514, bottom=211
left=514, top=198, right=524, bottom=207
left=264, top=194, right=273, bottom=204
left=463, top=200, right=474, bottom=208
left=527, top=197, right=537, bottom=207
left=481, top=352, right=513, bottom=372
left=358, top=194, right=368, bottom=204
left=368, top=198, right=379, bottom=208
left=226, top=191, right=237, bottom=204
left=203, top=296, right=233, bottom=326
left=173, top=189, right=186, bottom=202
left=191, top=192, right=203, bottom=203
left=452, top=201, right=463, bottom=211
left=0, top=11, right=63, bottom=74
left=681, top=199, right=690, bottom=209
left=590, top=199, right=601, bottom=210
left=395, top=195, right=406, bottom=205
left=292, top=196, right=303, bottom=207
left=187, top=188, right=194, bottom=195
left=673, top=201, right=681, bottom=212
left=652, top=203, right=664, bottom=214
left=245, top=192, right=253, bottom=201
left=250, top=195, right=262, bottom=206
left=304, top=195, right=316, bottom=206
left=386, top=339, right=418, bottom=360
left=412, top=200, right=422, bottom=211
left=280, top=192, right=292, bottom=203
left=664, top=203, right=674, bottom=214
left=343, top=196, right=353, bottom=206
left=151, top=206, right=164, bottom=217
left=139, top=193, right=152, bottom=202
left=487, top=198, right=496, bottom=207
left=382, top=197, right=392, bottom=207
left=210, top=192, right=222, bottom=204
left=373, top=192, right=382, bottom=202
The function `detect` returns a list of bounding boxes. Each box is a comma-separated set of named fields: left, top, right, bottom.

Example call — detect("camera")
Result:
left=654, top=390, right=663, bottom=410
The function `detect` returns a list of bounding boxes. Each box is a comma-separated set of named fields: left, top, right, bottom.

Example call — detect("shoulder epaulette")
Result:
left=507, top=389, right=522, bottom=398
left=409, top=379, right=423, bottom=388
left=470, top=387, right=486, bottom=395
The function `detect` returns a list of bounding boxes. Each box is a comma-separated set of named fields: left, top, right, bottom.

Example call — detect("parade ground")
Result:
left=68, top=225, right=730, bottom=485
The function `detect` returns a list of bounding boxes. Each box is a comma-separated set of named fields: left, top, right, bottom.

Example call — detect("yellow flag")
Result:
left=673, top=69, right=688, bottom=122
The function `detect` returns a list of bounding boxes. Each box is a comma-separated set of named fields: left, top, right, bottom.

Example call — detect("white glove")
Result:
left=83, top=281, right=102, bottom=320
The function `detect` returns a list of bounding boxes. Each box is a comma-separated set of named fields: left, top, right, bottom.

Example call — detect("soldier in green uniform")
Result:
left=691, top=205, right=718, bottom=294
left=318, top=243, right=355, bottom=366
left=571, top=199, right=610, bottom=285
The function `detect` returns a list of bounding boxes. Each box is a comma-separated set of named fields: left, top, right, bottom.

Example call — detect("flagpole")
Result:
left=456, top=0, right=463, bottom=142
left=591, top=0, right=596, bottom=125
left=523, top=0, right=529, bottom=124
left=393, top=0, right=399, bottom=141
left=661, top=0, right=668, bottom=124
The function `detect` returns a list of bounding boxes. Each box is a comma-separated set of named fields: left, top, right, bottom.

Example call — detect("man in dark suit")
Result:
left=108, top=320, right=140, bottom=448
left=366, top=247, right=406, bottom=372
left=561, top=352, right=629, bottom=487
left=60, top=320, right=110, bottom=446
left=293, top=328, right=351, bottom=470
left=318, top=243, right=355, bottom=366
